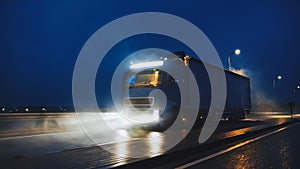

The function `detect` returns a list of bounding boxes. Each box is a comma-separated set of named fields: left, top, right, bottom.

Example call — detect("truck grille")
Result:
left=123, top=97, right=154, bottom=108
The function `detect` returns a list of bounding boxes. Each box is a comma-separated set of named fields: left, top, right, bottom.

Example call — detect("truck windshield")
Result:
left=127, top=70, right=162, bottom=87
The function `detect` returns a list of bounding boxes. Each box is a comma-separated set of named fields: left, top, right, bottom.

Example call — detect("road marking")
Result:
left=0, top=131, right=81, bottom=141
left=176, top=121, right=300, bottom=169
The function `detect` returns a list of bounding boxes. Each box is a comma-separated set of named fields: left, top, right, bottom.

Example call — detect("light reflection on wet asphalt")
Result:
left=188, top=122, right=300, bottom=169
left=0, top=127, right=198, bottom=169
left=0, top=114, right=297, bottom=169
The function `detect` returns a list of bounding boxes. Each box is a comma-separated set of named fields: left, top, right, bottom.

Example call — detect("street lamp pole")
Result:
left=293, top=85, right=300, bottom=93
left=228, top=56, right=232, bottom=71
left=273, top=75, right=282, bottom=89
left=228, top=49, right=241, bottom=71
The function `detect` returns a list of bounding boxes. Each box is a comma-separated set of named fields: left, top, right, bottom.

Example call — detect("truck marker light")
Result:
left=129, top=61, right=163, bottom=69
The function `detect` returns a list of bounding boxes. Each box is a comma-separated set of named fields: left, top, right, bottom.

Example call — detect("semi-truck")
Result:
left=121, top=51, right=251, bottom=130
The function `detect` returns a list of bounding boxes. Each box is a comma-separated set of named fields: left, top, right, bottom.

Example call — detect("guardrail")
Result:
left=1, top=112, right=298, bottom=136
left=0, top=113, right=81, bottom=134
left=0, top=112, right=129, bottom=135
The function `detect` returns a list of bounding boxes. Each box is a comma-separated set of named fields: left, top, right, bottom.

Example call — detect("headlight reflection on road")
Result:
left=110, top=136, right=130, bottom=168
left=146, top=132, right=164, bottom=157
left=110, top=131, right=165, bottom=163
left=115, top=140, right=129, bottom=159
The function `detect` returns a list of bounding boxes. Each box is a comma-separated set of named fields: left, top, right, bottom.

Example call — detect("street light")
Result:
left=293, top=85, right=300, bottom=93
left=228, top=49, right=241, bottom=70
left=234, top=49, right=241, bottom=55
left=273, top=75, right=282, bottom=89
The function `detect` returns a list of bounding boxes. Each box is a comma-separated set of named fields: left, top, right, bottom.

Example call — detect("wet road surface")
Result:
left=168, top=121, right=300, bottom=169
left=0, top=113, right=298, bottom=169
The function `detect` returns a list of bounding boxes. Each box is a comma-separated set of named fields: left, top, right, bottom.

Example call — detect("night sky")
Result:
left=1, top=0, right=300, bottom=107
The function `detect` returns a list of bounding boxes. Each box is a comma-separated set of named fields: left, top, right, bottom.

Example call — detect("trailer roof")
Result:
left=173, top=51, right=250, bottom=80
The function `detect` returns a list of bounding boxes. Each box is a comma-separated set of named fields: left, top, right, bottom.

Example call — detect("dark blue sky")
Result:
left=1, top=0, right=300, bottom=106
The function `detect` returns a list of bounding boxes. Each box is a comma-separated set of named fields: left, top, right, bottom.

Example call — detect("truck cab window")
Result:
left=126, top=70, right=162, bottom=88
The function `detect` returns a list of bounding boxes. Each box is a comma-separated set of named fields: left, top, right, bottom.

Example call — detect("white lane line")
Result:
left=0, top=131, right=81, bottom=141
left=176, top=122, right=300, bottom=169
